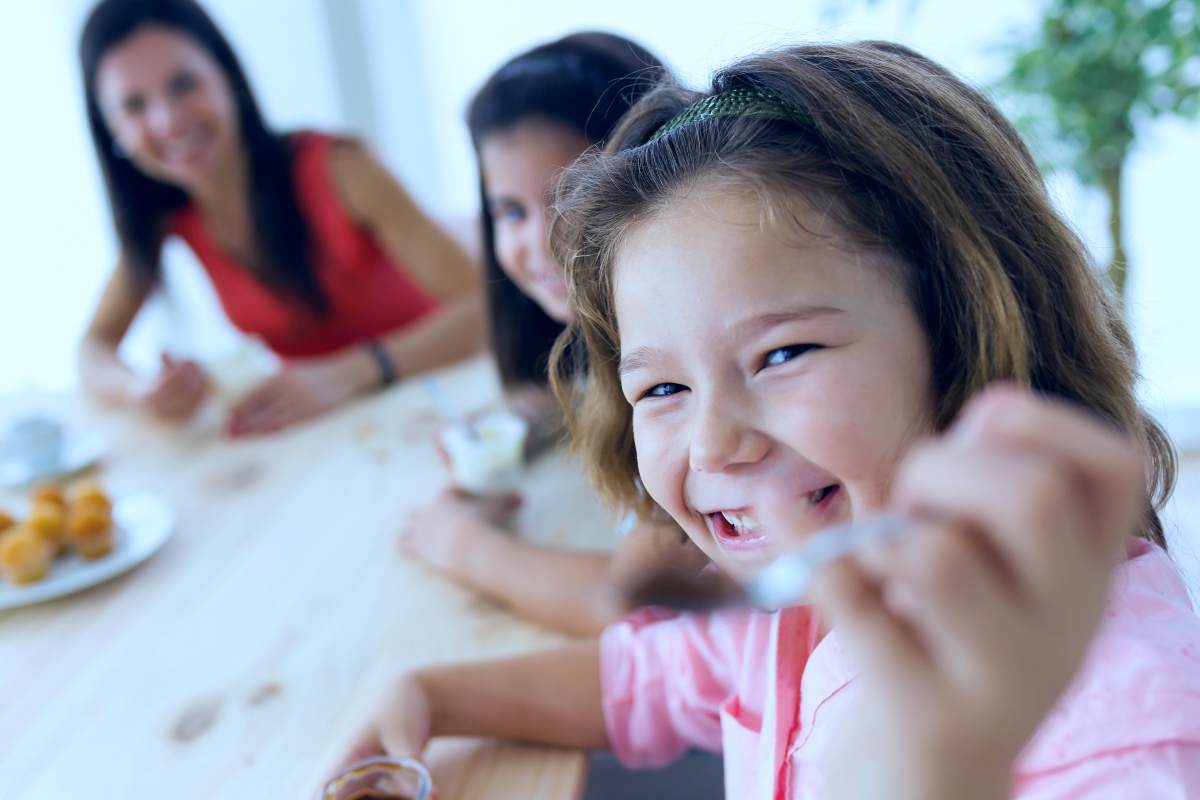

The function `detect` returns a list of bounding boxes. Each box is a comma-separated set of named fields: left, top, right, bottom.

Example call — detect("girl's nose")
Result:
left=688, top=397, right=770, bottom=473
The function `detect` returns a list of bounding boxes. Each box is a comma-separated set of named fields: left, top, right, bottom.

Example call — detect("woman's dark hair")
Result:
left=466, top=32, right=666, bottom=388
left=80, top=0, right=325, bottom=312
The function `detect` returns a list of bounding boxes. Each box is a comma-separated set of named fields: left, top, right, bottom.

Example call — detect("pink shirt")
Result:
left=601, top=540, right=1200, bottom=798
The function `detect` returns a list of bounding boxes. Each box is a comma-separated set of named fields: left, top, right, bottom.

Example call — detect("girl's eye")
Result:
left=168, top=72, right=198, bottom=96
left=761, top=344, right=818, bottom=369
left=122, top=95, right=146, bottom=115
left=641, top=382, right=687, bottom=400
left=492, top=201, right=525, bottom=222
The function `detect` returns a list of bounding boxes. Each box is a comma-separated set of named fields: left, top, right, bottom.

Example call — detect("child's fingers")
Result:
left=330, top=727, right=387, bottom=776
left=953, top=387, right=1144, bottom=559
left=808, top=552, right=929, bottom=682
left=893, top=443, right=1091, bottom=607
left=861, top=521, right=1026, bottom=686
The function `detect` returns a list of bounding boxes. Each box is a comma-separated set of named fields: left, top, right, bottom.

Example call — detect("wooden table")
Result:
left=0, top=357, right=615, bottom=799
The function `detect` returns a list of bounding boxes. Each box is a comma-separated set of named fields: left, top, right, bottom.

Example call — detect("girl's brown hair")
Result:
left=549, top=41, right=1175, bottom=546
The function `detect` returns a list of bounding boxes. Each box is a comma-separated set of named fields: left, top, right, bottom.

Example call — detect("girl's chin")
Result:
left=532, top=294, right=571, bottom=323
left=713, top=551, right=776, bottom=580
left=698, top=540, right=775, bottom=580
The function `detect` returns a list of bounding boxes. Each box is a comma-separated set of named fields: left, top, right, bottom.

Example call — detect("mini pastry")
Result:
left=69, top=480, right=112, bottom=512
left=67, top=503, right=114, bottom=560
left=70, top=528, right=115, bottom=560
left=0, top=509, right=15, bottom=533
left=67, top=501, right=112, bottom=537
left=0, top=528, right=55, bottom=584
left=26, top=500, right=68, bottom=555
left=32, top=482, right=66, bottom=509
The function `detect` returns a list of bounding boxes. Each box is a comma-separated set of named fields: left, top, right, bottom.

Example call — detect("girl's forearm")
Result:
left=460, top=528, right=618, bottom=636
left=413, top=640, right=608, bottom=750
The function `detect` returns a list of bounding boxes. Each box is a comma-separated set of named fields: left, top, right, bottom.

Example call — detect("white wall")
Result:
left=2, top=0, right=1198, bottom=417
left=1, top=2, right=113, bottom=392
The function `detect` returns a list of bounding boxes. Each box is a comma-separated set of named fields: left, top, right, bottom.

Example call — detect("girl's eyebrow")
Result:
left=618, top=346, right=661, bottom=378
left=730, top=305, right=844, bottom=339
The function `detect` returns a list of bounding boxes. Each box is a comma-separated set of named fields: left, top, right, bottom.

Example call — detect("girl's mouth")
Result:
left=705, top=484, right=842, bottom=552
left=707, top=509, right=770, bottom=551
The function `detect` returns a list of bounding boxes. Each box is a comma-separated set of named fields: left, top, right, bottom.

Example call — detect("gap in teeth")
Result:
left=810, top=485, right=836, bottom=506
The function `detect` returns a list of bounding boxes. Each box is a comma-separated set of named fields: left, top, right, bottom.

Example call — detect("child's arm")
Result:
left=811, top=387, right=1145, bottom=800
left=337, top=640, right=606, bottom=767
left=399, top=492, right=704, bottom=635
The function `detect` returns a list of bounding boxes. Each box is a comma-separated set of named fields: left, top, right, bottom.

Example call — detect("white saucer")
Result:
left=0, top=492, right=174, bottom=610
left=0, top=433, right=106, bottom=488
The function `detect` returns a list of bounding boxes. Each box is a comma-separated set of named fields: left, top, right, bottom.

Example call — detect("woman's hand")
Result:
left=131, top=354, right=211, bottom=423
left=226, top=350, right=373, bottom=436
left=813, top=386, right=1145, bottom=800
left=397, top=488, right=522, bottom=579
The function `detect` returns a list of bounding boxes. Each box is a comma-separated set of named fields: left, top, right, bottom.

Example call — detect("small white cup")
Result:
left=440, top=410, right=529, bottom=494
left=207, top=338, right=280, bottom=401
left=4, top=415, right=64, bottom=477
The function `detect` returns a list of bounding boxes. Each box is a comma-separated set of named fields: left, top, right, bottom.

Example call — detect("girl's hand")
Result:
left=132, top=354, right=211, bottom=423
left=333, top=673, right=432, bottom=774
left=397, top=488, right=522, bottom=578
left=812, top=386, right=1144, bottom=800
left=226, top=351, right=370, bottom=436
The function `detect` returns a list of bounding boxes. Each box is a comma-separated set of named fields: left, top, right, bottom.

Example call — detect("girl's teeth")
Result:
left=719, top=511, right=760, bottom=532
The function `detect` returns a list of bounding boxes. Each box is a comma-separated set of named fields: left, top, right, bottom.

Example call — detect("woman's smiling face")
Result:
left=614, top=187, right=934, bottom=578
left=96, top=25, right=239, bottom=191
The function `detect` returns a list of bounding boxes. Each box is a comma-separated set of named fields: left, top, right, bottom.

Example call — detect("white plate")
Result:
left=0, top=433, right=106, bottom=488
left=0, top=493, right=174, bottom=610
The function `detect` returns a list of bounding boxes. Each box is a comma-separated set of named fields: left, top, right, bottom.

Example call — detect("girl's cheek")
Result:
left=494, top=231, right=522, bottom=280
left=634, top=426, right=683, bottom=514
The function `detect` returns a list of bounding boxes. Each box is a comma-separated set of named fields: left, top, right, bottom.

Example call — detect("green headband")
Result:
left=649, top=86, right=804, bottom=143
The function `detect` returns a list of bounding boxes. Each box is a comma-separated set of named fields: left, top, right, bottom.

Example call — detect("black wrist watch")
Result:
left=365, top=339, right=398, bottom=388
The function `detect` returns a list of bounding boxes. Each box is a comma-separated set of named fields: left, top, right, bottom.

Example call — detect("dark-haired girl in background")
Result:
left=77, top=0, right=484, bottom=435
left=397, top=32, right=708, bottom=636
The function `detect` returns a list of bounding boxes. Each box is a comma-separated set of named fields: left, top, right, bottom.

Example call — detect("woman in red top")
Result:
left=77, top=0, right=483, bottom=435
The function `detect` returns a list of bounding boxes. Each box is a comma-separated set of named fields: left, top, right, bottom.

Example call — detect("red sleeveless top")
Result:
left=170, top=132, right=439, bottom=359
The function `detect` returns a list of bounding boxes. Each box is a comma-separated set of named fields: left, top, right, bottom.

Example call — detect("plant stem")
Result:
left=1101, top=161, right=1129, bottom=301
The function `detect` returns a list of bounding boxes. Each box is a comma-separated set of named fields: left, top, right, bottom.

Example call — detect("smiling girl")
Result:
left=398, top=34, right=708, bottom=636
left=339, top=42, right=1200, bottom=798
